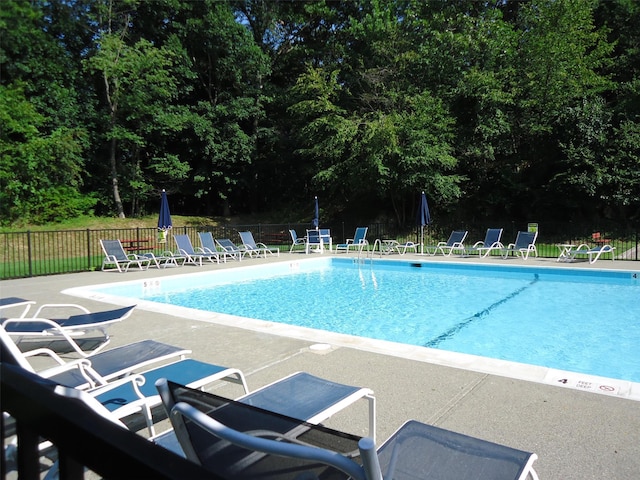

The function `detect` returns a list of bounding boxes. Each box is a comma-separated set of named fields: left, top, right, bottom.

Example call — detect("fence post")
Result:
left=87, top=229, right=92, bottom=270
left=27, top=230, right=33, bottom=277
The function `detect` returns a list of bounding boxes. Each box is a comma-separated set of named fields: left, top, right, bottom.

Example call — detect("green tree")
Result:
left=85, top=2, right=190, bottom=217
left=0, top=0, right=94, bottom=224
left=167, top=0, right=270, bottom=216
left=0, top=85, right=94, bottom=224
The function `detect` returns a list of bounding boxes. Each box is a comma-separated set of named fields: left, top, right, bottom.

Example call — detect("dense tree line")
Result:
left=1, top=0, right=639, bottom=228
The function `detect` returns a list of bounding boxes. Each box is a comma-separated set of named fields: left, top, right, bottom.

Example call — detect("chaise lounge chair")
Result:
left=100, top=239, right=152, bottom=272
left=0, top=297, right=35, bottom=318
left=567, top=243, right=615, bottom=264
left=174, top=234, right=221, bottom=265
left=335, top=227, right=369, bottom=254
left=465, top=228, right=504, bottom=257
left=238, top=231, right=280, bottom=258
left=157, top=380, right=539, bottom=480
left=1, top=319, right=248, bottom=437
left=216, top=238, right=248, bottom=260
left=90, top=358, right=248, bottom=435
left=501, top=231, right=538, bottom=260
left=0, top=323, right=191, bottom=391
left=426, top=230, right=468, bottom=256
left=394, top=241, right=419, bottom=255
left=2, top=303, right=135, bottom=356
left=289, top=229, right=306, bottom=253
left=197, top=231, right=234, bottom=262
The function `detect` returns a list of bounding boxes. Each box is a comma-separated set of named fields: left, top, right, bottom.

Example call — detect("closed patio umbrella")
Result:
left=418, top=191, right=431, bottom=255
left=157, top=189, right=172, bottom=243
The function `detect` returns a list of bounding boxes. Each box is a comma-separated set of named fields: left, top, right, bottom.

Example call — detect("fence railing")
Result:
left=1, top=222, right=638, bottom=279
left=1, top=362, right=219, bottom=479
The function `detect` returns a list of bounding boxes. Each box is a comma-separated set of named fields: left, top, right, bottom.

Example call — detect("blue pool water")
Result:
left=95, top=258, right=640, bottom=383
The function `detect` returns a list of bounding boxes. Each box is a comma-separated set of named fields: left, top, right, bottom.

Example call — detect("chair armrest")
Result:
left=31, top=303, right=91, bottom=317
left=22, top=347, right=82, bottom=367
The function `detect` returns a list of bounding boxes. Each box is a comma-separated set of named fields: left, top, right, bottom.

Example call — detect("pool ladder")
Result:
left=368, top=239, right=387, bottom=259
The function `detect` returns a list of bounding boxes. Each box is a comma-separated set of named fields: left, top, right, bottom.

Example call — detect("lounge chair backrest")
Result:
left=174, top=234, right=196, bottom=255
left=353, top=227, right=368, bottom=244
left=100, top=240, right=128, bottom=261
left=156, top=380, right=373, bottom=480
left=217, top=238, right=240, bottom=251
left=198, top=232, right=217, bottom=252
left=239, top=231, right=257, bottom=248
left=448, top=230, right=468, bottom=246
left=514, top=231, right=537, bottom=249
left=289, top=230, right=299, bottom=242
left=484, top=228, right=503, bottom=246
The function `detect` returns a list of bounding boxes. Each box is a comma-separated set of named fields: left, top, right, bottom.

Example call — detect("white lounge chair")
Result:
left=501, top=231, right=538, bottom=260
left=238, top=231, right=280, bottom=258
left=174, top=234, right=221, bottom=265
left=394, top=240, right=418, bottom=255
left=2, top=303, right=135, bottom=356
left=335, top=227, right=369, bottom=254
left=427, top=230, right=468, bottom=256
left=157, top=380, right=539, bottom=480
left=0, top=297, right=35, bottom=318
left=197, top=231, right=234, bottom=262
left=567, top=244, right=615, bottom=264
left=465, top=228, right=504, bottom=257
left=215, top=238, right=248, bottom=260
left=289, top=229, right=306, bottom=253
left=0, top=323, right=190, bottom=390
left=92, top=358, right=248, bottom=435
left=100, top=239, right=152, bottom=272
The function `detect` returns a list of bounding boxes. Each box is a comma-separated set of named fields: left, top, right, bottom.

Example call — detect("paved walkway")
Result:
left=2, top=252, right=639, bottom=479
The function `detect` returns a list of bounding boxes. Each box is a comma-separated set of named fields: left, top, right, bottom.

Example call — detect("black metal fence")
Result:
left=1, top=362, right=218, bottom=480
left=1, top=221, right=638, bottom=279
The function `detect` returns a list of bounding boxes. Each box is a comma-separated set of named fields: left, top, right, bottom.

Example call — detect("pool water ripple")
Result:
left=106, top=259, right=640, bottom=383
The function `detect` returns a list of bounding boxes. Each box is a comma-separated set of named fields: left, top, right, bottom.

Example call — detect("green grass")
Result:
left=0, top=215, right=225, bottom=233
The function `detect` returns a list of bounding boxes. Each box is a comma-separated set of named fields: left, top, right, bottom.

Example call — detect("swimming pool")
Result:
left=67, top=258, right=640, bottom=398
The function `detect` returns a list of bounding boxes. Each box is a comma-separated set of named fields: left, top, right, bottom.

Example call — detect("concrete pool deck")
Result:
left=2, top=252, right=639, bottom=478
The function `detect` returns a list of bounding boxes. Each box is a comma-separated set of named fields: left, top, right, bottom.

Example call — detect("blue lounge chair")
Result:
left=100, top=239, right=152, bottom=272
left=427, top=230, right=468, bottom=256
left=465, top=228, right=504, bottom=257
left=567, top=244, right=615, bottom=264
left=2, top=304, right=136, bottom=356
left=0, top=323, right=191, bottom=390
left=159, top=372, right=375, bottom=441
left=238, top=231, right=280, bottom=258
left=335, top=227, right=369, bottom=254
left=0, top=297, right=35, bottom=318
left=158, top=380, right=539, bottom=480
left=289, top=229, right=306, bottom=253
left=92, top=358, right=248, bottom=435
left=174, top=234, right=221, bottom=265
left=394, top=240, right=418, bottom=255
left=197, top=231, right=233, bottom=262
left=216, top=238, right=248, bottom=260
left=501, top=231, right=538, bottom=260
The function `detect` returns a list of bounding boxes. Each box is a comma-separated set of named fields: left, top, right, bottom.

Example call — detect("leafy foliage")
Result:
left=1, top=0, right=638, bottom=227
